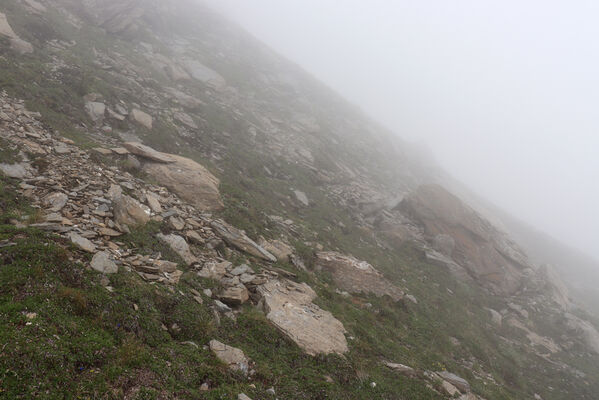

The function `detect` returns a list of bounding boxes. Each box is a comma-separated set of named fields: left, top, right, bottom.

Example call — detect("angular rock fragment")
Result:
left=90, top=251, right=118, bottom=274
left=157, top=233, right=197, bottom=265
left=113, top=193, right=150, bottom=228
left=69, top=232, right=96, bottom=253
left=209, top=340, right=249, bottom=374
left=211, top=219, right=276, bottom=262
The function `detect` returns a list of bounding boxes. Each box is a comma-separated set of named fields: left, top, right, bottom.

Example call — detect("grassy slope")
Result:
left=0, top=2, right=598, bottom=399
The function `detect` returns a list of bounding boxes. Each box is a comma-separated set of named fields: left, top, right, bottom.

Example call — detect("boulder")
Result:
left=142, top=154, right=223, bottom=211
left=256, top=279, right=348, bottom=355
left=209, top=340, right=249, bottom=374
left=129, top=109, right=153, bottom=130
left=113, top=193, right=150, bottom=228
left=315, top=251, right=404, bottom=301
left=157, top=233, right=197, bottom=265
left=90, top=251, right=118, bottom=274
left=211, top=220, right=276, bottom=262
left=84, top=101, right=106, bottom=123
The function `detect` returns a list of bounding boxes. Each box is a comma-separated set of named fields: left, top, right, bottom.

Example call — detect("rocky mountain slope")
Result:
left=1, top=0, right=599, bottom=399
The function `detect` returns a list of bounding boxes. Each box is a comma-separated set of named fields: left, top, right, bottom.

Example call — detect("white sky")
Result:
left=201, top=0, right=599, bottom=259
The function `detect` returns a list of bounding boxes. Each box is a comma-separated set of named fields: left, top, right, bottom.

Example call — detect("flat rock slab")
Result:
left=256, top=279, right=348, bottom=356
left=315, top=251, right=404, bottom=301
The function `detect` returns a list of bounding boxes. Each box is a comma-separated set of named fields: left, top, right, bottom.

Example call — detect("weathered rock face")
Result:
left=0, top=13, right=34, bottom=54
left=398, top=184, right=529, bottom=295
left=211, top=220, right=276, bottom=261
left=142, top=154, right=223, bottom=211
left=256, top=279, right=348, bottom=355
left=314, top=251, right=404, bottom=301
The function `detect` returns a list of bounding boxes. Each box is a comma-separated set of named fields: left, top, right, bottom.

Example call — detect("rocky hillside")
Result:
left=1, top=1, right=599, bottom=399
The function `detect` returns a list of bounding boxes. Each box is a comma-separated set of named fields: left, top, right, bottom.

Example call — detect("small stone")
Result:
left=238, top=394, right=252, bottom=400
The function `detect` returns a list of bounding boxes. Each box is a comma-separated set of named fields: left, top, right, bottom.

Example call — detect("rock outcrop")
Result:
left=398, top=184, right=529, bottom=295
left=0, top=13, right=34, bottom=54
left=315, top=251, right=404, bottom=301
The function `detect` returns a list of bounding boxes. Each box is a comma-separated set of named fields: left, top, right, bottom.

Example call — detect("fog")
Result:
left=201, top=0, right=599, bottom=260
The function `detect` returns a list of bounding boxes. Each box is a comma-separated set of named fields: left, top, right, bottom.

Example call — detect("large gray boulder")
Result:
left=122, top=143, right=222, bottom=211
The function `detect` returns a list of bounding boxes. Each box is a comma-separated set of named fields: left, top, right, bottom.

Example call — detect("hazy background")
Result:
left=201, top=0, right=599, bottom=260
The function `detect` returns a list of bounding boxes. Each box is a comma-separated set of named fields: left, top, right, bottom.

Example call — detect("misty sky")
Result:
left=202, top=0, right=599, bottom=259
